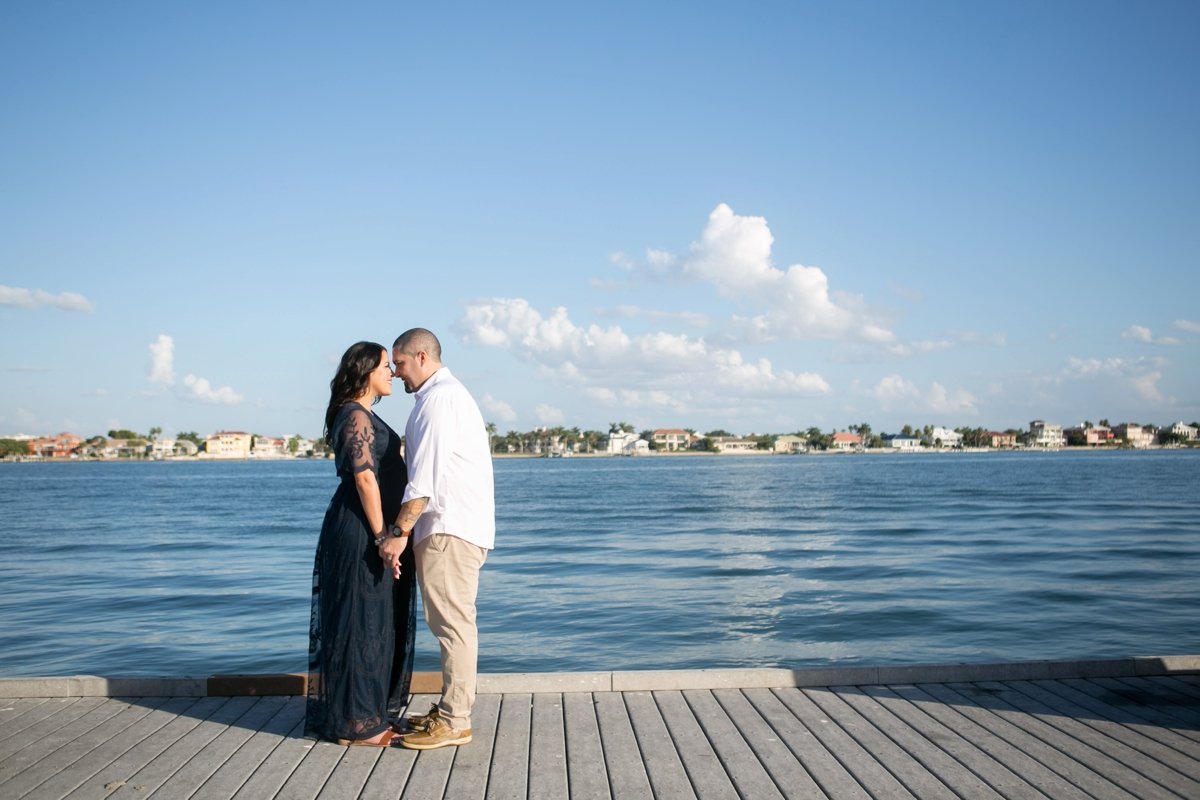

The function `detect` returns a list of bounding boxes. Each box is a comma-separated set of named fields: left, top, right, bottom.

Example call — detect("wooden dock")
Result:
left=1, top=659, right=1198, bottom=799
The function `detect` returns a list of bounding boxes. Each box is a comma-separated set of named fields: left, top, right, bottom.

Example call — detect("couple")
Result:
left=304, top=328, right=495, bottom=750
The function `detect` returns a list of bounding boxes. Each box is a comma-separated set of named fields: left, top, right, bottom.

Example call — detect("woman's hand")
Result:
left=378, top=535, right=409, bottom=579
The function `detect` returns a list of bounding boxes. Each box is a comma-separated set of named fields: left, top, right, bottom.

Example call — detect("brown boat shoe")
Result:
left=399, top=716, right=472, bottom=750
left=396, top=703, right=440, bottom=733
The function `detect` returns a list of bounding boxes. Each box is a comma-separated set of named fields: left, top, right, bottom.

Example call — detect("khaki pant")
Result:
left=415, top=533, right=487, bottom=729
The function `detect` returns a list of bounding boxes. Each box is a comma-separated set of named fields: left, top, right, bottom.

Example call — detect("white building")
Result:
left=1167, top=421, right=1198, bottom=441
left=1027, top=421, right=1064, bottom=449
left=603, top=431, right=644, bottom=454
left=711, top=436, right=759, bottom=453
left=774, top=434, right=808, bottom=454
left=1112, top=423, right=1155, bottom=449
left=929, top=427, right=963, bottom=449
left=883, top=435, right=922, bottom=452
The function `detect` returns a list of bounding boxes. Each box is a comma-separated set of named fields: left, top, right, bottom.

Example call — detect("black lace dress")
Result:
left=305, top=402, right=416, bottom=742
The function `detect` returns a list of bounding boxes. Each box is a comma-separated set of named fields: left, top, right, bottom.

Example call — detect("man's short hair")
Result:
left=393, top=328, right=442, bottom=361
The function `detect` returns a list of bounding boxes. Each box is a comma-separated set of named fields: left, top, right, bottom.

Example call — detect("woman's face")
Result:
left=368, top=349, right=393, bottom=398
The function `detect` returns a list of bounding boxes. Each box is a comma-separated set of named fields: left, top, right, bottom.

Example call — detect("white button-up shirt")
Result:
left=402, top=367, right=495, bottom=550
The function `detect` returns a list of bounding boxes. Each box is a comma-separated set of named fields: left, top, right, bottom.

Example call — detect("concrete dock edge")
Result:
left=2, top=654, right=1196, bottom=698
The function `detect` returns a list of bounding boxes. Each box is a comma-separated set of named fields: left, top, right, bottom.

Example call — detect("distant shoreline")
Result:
left=2, top=444, right=1195, bottom=464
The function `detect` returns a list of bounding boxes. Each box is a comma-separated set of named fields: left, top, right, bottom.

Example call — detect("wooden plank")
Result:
left=984, top=676, right=1190, bottom=800
left=594, top=690, right=654, bottom=799
left=562, top=691, right=611, bottom=799
left=394, top=693, right=456, bottom=800
left=683, top=689, right=782, bottom=800
left=860, top=686, right=1052, bottom=800
left=528, top=693, right=568, bottom=800
left=273, top=739, right=348, bottom=800
left=748, top=688, right=868, bottom=800
left=996, top=679, right=1200, bottom=799
left=834, top=686, right=1003, bottom=799
left=0, top=698, right=55, bottom=741
left=1043, top=678, right=1200, bottom=755
left=34, top=696, right=204, bottom=800
left=359, top=743, right=418, bottom=800
left=63, top=696, right=230, bottom=799
left=440, top=692, right=502, bottom=800
left=485, top=692, right=532, bottom=800
left=0, top=696, right=113, bottom=762
left=397, top=738, right=456, bottom=799
left=229, top=713, right=316, bottom=800
left=102, top=697, right=260, bottom=799
left=805, top=687, right=955, bottom=799
left=1094, top=676, right=1200, bottom=738
left=191, top=696, right=307, bottom=800
left=653, top=691, right=738, bottom=800
left=1, top=697, right=168, bottom=799
left=774, top=687, right=915, bottom=799
left=147, top=696, right=298, bottom=799
left=711, top=689, right=825, bottom=800
left=622, top=691, right=695, bottom=799
left=0, top=697, right=135, bottom=792
left=317, top=745, right=384, bottom=799
left=913, top=682, right=1128, bottom=800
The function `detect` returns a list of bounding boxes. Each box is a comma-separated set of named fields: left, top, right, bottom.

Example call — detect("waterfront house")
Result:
left=773, top=434, right=808, bottom=454
left=653, top=429, right=695, bottom=451
left=1065, top=424, right=1114, bottom=446
left=929, top=426, right=963, bottom=449
left=204, top=431, right=252, bottom=458
left=1166, top=421, right=1197, bottom=441
left=1112, top=423, right=1156, bottom=448
left=882, top=434, right=921, bottom=452
left=149, top=438, right=199, bottom=458
left=29, top=432, right=82, bottom=458
left=711, top=436, right=759, bottom=453
left=1027, top=421, right=1065, bottom=449
left=603, top=430, right=648, bottom=455
left=831, top=432, right=863, bottom=451
left=988, top=431, right=1018, bottom=449
left=251, top=436, right=287, bottom=458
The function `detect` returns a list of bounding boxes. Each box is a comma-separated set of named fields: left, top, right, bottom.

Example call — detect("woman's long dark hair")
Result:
left=324, top=341, right=387, bottom=445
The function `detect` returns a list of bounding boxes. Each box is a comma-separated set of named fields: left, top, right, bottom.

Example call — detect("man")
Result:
left=379, top=328, right=495, bottom=750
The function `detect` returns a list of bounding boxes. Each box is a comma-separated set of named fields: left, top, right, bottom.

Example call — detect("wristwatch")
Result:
left=389, top=523, right=411, bottom=539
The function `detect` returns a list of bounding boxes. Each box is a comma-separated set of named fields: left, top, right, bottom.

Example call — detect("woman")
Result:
left=305, top=341, right=416, bottom=746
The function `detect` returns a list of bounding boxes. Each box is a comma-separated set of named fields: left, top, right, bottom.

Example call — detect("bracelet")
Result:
left=373, top=529, right=387, bottom=547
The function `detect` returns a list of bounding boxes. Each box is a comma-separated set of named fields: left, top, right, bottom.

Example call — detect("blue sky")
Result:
left=3, top=1, right=1198, bottom=440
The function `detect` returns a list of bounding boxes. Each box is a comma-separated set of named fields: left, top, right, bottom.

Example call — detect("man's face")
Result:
left=392, top=348, right=427, bottom=394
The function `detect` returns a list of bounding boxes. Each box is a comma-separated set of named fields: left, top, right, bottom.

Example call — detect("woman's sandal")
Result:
left=335, top=729, right=403, bottom=747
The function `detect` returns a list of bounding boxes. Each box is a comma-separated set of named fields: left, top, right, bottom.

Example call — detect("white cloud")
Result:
left=685, top=204, right=895, bottom=345
left=457, top=298, right=830, bottom=414
left=1122, top=325, right=1181, bottom=346
left=867, top=374, right=976, bottom=415
left=1062, top=355, right=1171, bottom=405
left=535, top=404, right=565, bottom=425
left=148, top=334, right=242, bottom=405
left=480, top=393, right=517, bottom=424
left=868, top=374, right=921, bottom=405
left=926, top=382, right=978, bottom=414
left=1172, top=319, right=1200, bottom=335
left=0, top=285, right=94, bottom=312
left=182, top=374, right=243, bottom=405
left=148, top=334, right=175, bottom=385
left=1130, top=371, right=1164, bottom=402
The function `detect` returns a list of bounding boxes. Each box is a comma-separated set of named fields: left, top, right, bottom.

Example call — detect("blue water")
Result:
left=0, top=451, right=1197, bottom=677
